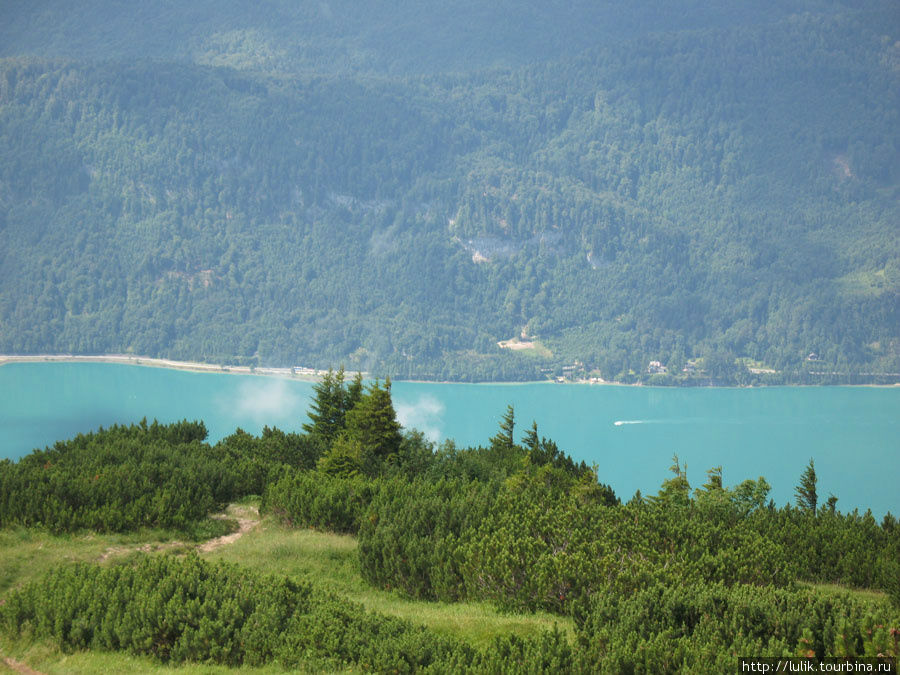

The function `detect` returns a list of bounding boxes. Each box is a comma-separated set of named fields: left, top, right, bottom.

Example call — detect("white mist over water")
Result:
left=395, top=394, right=445, bottom=443
left=224, top=378, right=305, bottom=427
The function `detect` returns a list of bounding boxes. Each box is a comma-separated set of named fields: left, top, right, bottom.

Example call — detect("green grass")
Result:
left=736, top=357, right=777, bottom=373
left=0, top=635, right=351, bottom=674
left=3, top=509, right=894, bottom=673
left=802, top=581, right=889, bottom=605
left=836, top=267, right=898, bottom=298
left=0, top=526, right=195, bottom=598
left=206, top=512, right=574, bottom=649
left=1, top=502, right=573, bottom=672
left=0, top=513, right=241, bottom=599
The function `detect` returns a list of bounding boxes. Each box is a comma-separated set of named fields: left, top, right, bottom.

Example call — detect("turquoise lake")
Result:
left=1, top=362, right=898, bottom=518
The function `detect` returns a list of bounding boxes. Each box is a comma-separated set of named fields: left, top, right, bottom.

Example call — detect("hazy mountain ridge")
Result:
left=4, top=0, right=878, bottom=74
left=0, top=2, right=897, bottom=382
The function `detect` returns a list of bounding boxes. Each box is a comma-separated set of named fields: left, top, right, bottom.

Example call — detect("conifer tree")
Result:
left=886, top=560, right=900, bottom=610
left=317, top=433, right=363, bottom=477
left=303, top=367, right=354, bottom=445
left=345, top=378, right=403, bottom=472
left=795, top=458, right=818, bottom=513
left=650, top=455, right=691, bottom=507
left=694, top=466, right=728, bottom=506
left=303, top=368, right=336, bottom=438
left=490, top=405, right=516, bottom=450
left=702, top=466, right=724, bottom=491
left=731, top=477, right=771, bottom=514
left=522, top=421, right=539, bottom=453
left=346, top=371, right=364, bottom=410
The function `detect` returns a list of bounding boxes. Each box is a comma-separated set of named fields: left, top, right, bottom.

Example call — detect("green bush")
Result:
left=0, top=554, right=581, bottom=672
left=260, top=470, right=377, bottom=534
left=358, top=477, right=497, bottom=601
left=0, top=553, right=475, bottom=669
left=575, top=580, right=900, bottom=672
left=0, top=420, right=239, bottom=532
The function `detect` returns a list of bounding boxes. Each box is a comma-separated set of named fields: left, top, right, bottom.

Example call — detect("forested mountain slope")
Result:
left=3, top=0, right=882, bottom=75
left=0, top=1, right=897, bottom=382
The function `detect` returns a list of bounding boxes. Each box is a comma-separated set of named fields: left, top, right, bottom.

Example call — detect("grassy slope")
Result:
left=0, top=645, right=313, bottom=674
left=204, top=511, right=573, bottom=649
left=802, top=582, right=888, bottom=604
left=0, top=502, right=571, bottom=672
left=0, top=526, right=195, bottom=598
left=1, top=504, right=887, bottom=672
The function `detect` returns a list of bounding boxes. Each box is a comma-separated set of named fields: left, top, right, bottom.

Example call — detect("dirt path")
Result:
left=2, top=656, right=44, bottom=675
left=98, top=539, right=186, bottom=562
left=98, top=504, right=260, bottom=562
left=3, top=505, right=260, bottom=675
left=197, top=505, right=259, bottom=554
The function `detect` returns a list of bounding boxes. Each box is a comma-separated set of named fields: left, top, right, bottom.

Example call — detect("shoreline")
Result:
left=0, top=354, right=644, bottom=386
left=2, top=354, right=898, bottom=388
left=0, top=354, right=326, bottom=382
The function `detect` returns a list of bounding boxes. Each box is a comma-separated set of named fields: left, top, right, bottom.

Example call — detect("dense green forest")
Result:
left=0, top=1, right=898, bottom=383
left=1, top=378, right=898, bottom=671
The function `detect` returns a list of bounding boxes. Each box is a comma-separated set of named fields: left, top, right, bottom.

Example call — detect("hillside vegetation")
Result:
left=0, top=1, right=898, bottom=382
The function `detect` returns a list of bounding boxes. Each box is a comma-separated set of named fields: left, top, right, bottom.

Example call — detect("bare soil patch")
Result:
left=2, top=656, right=44, bottom=675
left=98, top=504, right=260, bottom=562
left=198, top=505, right=260, bottom=554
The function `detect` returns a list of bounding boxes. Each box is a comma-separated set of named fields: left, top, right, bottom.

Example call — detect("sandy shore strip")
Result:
left=4, top=354, right=896, bottom=387
left=2, top=354, right=616, bottom=386
left=0, top=354, right=330, bottom=381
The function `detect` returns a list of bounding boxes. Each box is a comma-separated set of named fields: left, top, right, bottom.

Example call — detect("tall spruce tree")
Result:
left=346, top=371, right=364, bottom=410
left=522, top=421, right=539, bottom=454
left=490, top=405, right=516, bottom=451
left=795, top=458, right=818, bottom=513
left=303, top=367, right=361, bottom=446
left=345, top=378, right=403, bottom=472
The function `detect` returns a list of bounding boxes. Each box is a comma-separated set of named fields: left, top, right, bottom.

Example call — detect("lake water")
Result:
left=2, top=362, right=898, bottom=518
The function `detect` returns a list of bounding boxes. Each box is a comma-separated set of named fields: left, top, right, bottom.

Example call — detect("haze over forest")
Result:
left=1, top=0, right=898, bottom=383
left=2, top=6, right=900, bottom=671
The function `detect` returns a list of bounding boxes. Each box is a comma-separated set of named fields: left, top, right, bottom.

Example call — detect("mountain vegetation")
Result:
left=0, top=1, right=898, bottom=383
left=1, top=385, right=898, bottom=671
